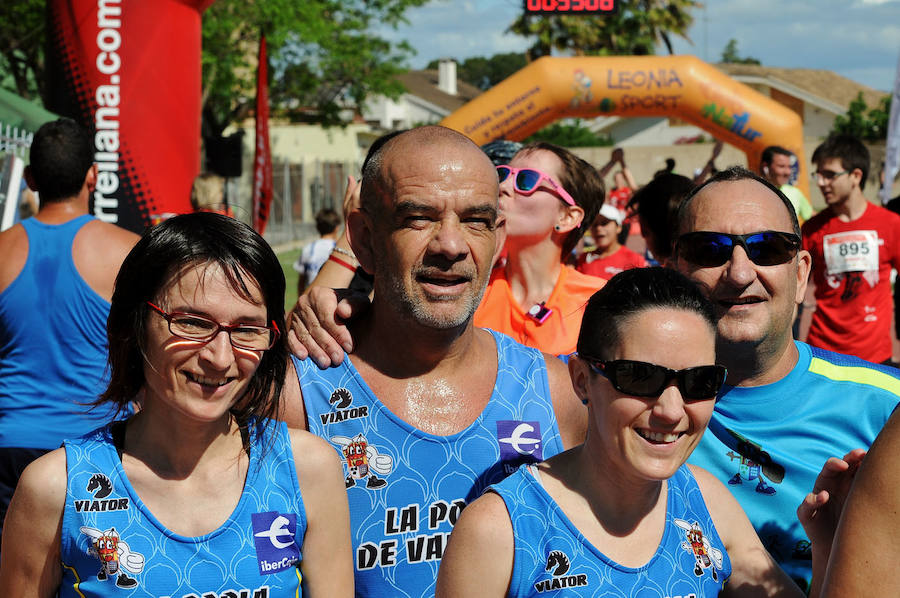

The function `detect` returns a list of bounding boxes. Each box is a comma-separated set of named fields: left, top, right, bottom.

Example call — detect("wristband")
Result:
left=328, top=254, right=357, bottom=273
left=332, top=246, right=357, bottom=261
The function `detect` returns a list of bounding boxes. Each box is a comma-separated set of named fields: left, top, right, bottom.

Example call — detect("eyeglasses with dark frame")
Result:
left=675, top=231, right=801, bottom=268
left=582, top=357, right=726, bottom=401
left=812, top=169, right=849, bottom=182
left=147, top=302, right=279, bottom=351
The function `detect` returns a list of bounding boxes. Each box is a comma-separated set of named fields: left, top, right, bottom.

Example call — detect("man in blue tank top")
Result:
left=672, top=167, right=900, bottom=592
left=0, top=119, right=139, bottom=536
left=281, top=126, right=587, bottom=597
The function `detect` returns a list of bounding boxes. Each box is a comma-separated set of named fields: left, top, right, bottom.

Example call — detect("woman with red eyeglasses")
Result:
left=438, top=267, right=857, bottom=598
left=474, top=141, right=606, bottom=357
left=0, top=213, right=353, bottom=597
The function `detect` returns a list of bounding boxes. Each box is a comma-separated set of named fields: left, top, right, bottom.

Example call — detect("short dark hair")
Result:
left=627, top=173, right=694, bottom=261
left=314, top=208, right=341, bottom=235
left=577, top=267, right=716, bottom=361
left=676, top=166, right=800, bottom=238
left=28, top=118, right=93, bottom=202
left=100, top=212, right=288, bottom=435
left=761, top=145, right=791, bottom=165
left=515, top=141, right=605, bottom=257
left=812, top=134, right=870, bottom=190
left=359, top=130, right=407, bottom=219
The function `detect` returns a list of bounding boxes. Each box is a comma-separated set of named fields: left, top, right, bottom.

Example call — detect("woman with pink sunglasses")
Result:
left=473, top=142, right=606, bottom=356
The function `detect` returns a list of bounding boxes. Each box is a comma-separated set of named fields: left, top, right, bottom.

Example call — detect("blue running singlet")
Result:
left=60, top=420, right=306, bottom=598
left=0, top=215, right=118, bottom=450
left=492, top=464, right=732, bottom=597
left=296, top=329, right=564, bottom=598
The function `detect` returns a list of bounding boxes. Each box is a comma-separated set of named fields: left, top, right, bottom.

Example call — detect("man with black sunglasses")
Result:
left=801, top=134, right=900, bottom=366
left=672, top=166, right=900, bottom=592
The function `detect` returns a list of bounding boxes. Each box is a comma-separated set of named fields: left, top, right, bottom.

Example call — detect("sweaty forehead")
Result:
left=684, top=179, right=794, bottom=234
left=383, top=141, right=498, bottom=202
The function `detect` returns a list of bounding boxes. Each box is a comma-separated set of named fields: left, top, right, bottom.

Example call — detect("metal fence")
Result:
left=0, top=123, right=33, bottom=159
left=0, top=123, right=363, bottom=249
left=256, top=158, right=360, bottom=249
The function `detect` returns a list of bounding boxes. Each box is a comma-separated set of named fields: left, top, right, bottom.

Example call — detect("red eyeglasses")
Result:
left=497, top=165, right=577, bottom=207
left=147, top=302, right=279, bottom=351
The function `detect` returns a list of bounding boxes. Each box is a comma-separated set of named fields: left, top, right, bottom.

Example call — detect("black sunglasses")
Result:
left=676, top=231, right=801, bottom=268
left=584, top=358, right=726, bottom=401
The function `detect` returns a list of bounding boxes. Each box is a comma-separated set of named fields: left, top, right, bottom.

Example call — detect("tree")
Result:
left=426, top=53, right=528, bottom=91
left=508, top=0, right=701, bottom=60
left=202, top=0, right=429, bottom=138
left=832, top=92, right=892, bottom=141
left=720, top=39, right=760, bottom=65
left=0, top=0, right=427, bottom=135
left=0, top=0, right=46, bottom=103
left=525, top=119, right=613, bottom=147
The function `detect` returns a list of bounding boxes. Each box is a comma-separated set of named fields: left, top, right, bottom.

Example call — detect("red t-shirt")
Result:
left=608, top=187, right=632, bottom=211
left=802, top=202, right=900, bottom=362
left=576, top=245, right=648, bottom=280
left=608, top=187, right=640, bottom=235
left=474, top=266, right=605, bottom=356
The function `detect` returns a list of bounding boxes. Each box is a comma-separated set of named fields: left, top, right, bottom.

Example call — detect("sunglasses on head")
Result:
left=584, top=358, right=726, bottom=401
left=675, top=231, right=801, bottom=268
left=497, top=165, right=576, bottom=207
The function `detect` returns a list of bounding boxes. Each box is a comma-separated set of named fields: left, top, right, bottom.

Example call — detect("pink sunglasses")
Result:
left=497, top=165, right=577, bottom=207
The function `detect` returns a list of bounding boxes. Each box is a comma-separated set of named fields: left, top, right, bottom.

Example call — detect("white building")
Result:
left=362, top=59, right=482, bottom=130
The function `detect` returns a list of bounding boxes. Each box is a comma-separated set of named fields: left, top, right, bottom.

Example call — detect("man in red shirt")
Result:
left=801, top=134, right=900, bottom=364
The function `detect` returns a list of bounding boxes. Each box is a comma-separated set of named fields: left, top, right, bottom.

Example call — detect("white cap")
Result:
left=597, top=203, right=624, bottom=225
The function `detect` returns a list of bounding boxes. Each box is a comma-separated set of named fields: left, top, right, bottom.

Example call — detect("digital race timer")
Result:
left=523, top=0, right=618, bottom=14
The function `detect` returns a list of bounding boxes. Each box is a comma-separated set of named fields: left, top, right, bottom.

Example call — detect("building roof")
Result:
left=396, top=69, right=482, bottom=113
left=716, top=63, right=887, bottom=114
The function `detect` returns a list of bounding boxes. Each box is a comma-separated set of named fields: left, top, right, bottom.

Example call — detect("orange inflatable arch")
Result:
left=440, top=55, right=809, bottom=198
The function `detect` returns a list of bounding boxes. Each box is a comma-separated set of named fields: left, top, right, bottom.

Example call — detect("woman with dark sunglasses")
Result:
left=473, top=141, right=606, bottom=357
left=0, top=213, right=353, bottom=597
left=437, top=267, right=848, bottom=597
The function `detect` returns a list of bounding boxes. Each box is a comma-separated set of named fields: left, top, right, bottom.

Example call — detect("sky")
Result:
left=381, top=0, right=900, bottom=93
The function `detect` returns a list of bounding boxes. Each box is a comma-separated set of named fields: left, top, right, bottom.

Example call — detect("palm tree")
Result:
left=509, top=0, right=701, bottom=60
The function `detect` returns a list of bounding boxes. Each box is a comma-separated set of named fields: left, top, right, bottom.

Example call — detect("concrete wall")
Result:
left=573, top=142, right=749, bottom=188
left=803, top=105, right=837, bottom=140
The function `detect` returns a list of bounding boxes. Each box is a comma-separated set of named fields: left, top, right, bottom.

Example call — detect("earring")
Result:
left=580, top=397, right=588, bottom=405
left=554, top=225, right=560, bottom=231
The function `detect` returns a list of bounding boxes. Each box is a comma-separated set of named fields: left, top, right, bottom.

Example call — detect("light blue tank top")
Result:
left=0, top=215, right=118, bottom=449
left=59, top=420, right=306, bottom=597
left=296, top=329, right=565, bottom=598
left=492, top=464, right=732, bottom=597
left=688, top=340, right=900, bottom=591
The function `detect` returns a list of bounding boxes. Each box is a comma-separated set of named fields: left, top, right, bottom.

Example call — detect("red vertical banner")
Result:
left=46, top=0, right=216, bottom=232
left=252, top=34, right=273, bottom=234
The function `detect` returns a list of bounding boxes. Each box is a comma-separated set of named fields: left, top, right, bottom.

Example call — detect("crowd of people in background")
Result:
left=3, top=117, right=900, bottom=597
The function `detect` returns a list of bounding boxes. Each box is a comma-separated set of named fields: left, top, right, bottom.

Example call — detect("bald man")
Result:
left=282, top=126, right=585, bottom=597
